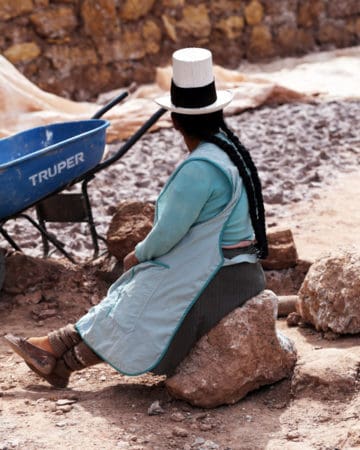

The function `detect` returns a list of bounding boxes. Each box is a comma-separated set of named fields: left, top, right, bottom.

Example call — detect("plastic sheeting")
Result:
left=0, top=46, right=359, bottom=143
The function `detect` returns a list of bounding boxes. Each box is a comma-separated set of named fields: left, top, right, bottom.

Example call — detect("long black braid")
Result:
left=171, top=111, right=268, bottom=259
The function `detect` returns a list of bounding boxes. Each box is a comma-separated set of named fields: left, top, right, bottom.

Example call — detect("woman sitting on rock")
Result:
left=5, top=48, right=268, bottom=387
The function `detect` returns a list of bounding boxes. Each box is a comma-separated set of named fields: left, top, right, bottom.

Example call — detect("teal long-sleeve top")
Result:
left=135, top=147, right=254, bottom=263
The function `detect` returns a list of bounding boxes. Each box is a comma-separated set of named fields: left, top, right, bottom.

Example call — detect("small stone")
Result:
left=286, top=431, right=300, bottom=441
left=203, top=441, right=219, bottom=449
left=148, top=400, right=165, bottom=416
left=55, top=421, right=67, bottom=427
left=56, top=399, right=77, bottom=406
left=100, top=375, right=107, bottom=381
left=31, top=308, right=58, bottom=320
left=199, top=423, right=212, bottom=431
left=323, top=331, right=340, bottom=341
left=172, top=426, right=188, bottom=437
left=57, top=405, right=73, bottom=413
left=192, top=437, right=205, bottom=446
left=170, top=412, right=186, bottom=422
left=287, top=312, right=301, bottom=327
left=4, top=42, right=41, bottom=64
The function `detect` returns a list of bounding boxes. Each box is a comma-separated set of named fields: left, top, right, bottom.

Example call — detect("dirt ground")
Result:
left=1, top=73, right=360, bottom=450
left=0, top=164, right=359, bottom=450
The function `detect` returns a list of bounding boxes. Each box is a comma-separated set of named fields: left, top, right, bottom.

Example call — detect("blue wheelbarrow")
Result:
left=0, top=92, right=166, bottom=264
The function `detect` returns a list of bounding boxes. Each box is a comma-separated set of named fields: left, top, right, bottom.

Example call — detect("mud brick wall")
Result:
left=0, top=0, right=359, bottom=100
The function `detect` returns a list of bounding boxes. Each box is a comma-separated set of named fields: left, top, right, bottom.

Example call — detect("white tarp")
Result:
left=0, top=46, right=359, bottom=143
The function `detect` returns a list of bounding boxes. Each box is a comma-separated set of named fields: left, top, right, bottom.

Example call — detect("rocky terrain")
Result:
left=3, top=98, right=359, bottom=262
left=0, top=97, right=360, bottom=449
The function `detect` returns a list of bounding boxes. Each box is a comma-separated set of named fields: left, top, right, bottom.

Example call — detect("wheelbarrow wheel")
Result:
left=0, top=251, right=5, bottom=292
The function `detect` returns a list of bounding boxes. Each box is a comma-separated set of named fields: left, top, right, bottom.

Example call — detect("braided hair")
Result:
left=171, top=111, right=268, bottom=259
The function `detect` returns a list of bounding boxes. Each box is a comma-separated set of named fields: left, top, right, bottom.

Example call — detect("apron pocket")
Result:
left=107, top=262, right=169, bottom=336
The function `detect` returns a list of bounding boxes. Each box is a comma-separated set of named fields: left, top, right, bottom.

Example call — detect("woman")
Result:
left=5, top=48, right=267, bottom=387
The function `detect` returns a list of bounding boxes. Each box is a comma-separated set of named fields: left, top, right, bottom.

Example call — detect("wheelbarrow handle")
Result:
left=82, top=108, right=167, bottom=179
left=91, top=91, right=129, bottom=119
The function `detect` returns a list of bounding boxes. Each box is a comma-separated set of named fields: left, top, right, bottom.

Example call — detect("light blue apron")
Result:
left=76, top=142, right=257, bottom=375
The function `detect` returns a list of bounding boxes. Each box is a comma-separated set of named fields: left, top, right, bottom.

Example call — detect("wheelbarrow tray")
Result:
left=0, top=119, right=109, bottom=221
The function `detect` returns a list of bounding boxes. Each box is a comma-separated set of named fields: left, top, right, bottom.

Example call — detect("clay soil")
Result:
left=1, top=98, right=360, bottom=450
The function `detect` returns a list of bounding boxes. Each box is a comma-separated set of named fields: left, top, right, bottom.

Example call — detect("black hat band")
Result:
left=170, top=80, right=217, bottom=108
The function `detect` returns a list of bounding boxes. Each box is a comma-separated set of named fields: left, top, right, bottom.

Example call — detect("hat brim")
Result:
left=154, top=89, right=234, bottom=115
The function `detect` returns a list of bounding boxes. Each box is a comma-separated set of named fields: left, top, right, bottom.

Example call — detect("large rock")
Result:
left=106, top=201, right=155, bottom=261
left=30, top=6, right=78, bottom=39
left=244, top=0, right=264, bottom=26
left=165, top=290, right=297, bottom=408
left=81, top=0, right=119, bottom=38
left=96, top=28, right=148, bottom=63
left=247, top=25, right=275, bottom=59
left=45, top=45, right=98, bottom=72
left=178, top=5, right=211, bottom=39
left=262, top=228, right=298, bottom=270
left=162, top=14, right=178, bottom=42
left=119, top=0, right=155, bottom=21
left=292, top=348, right=360, bottom=399
left=0, top=0, right=33, bottom=20
left=298, top=249, right=360, bottom=334
left=142, top=20, right=162, bottom=54
left=298, top=0, right=324, bottom=27
left=215, top=16, right=244, bottom=39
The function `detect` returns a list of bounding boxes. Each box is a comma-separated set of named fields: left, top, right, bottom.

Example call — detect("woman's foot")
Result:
left=4, top=334, right=56, bottom=374
left=4, top=334, right=70, bottom=388
left=25, top=360, right=71, bottom=389
left=27, top=336, right=55, bottom=354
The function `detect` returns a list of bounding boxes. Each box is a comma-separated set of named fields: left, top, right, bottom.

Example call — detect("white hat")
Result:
left=155, top=47, right=233, bottom=115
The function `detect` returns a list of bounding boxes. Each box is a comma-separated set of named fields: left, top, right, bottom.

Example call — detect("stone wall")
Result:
left=1, top=0, right=359, bottom=100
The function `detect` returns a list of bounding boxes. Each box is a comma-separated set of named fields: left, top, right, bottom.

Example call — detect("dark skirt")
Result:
left=152, top=246, right=266, bottom=376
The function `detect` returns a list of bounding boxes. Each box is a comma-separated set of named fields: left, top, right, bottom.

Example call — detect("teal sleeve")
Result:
left=135, top=160, right=213, bottom=262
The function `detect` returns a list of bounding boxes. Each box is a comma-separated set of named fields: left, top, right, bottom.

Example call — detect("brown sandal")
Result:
left=24, top=361, right=70, bottom=388
left=4, top=334, right=56, bottom=375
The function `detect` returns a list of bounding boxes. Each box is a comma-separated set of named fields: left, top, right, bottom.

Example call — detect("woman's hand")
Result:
left=123, top=250, right=139, bottom=272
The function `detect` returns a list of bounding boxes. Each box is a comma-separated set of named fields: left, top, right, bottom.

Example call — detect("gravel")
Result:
left=1, top=100, right=359, bottom=261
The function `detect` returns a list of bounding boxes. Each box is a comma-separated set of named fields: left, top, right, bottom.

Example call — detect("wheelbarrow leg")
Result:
left=81, top=177, right=103, bottom=259
left=36, top=212, right=50, bottom=258
left=18, top=214, right=76, bottom=264
left=0, top=224, right=22, bottom=251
